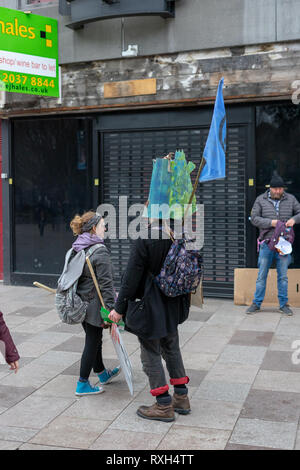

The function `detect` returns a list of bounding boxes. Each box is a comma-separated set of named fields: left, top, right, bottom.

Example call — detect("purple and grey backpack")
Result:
left=155, top=237, right=203, bottom=297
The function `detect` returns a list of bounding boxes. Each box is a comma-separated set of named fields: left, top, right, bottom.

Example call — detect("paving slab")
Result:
left=205, top=362, right=260, bottom=384
left=240, top=389, right=300, bottom=423
left=8, top=306, right=53, bottom=317
left=261, top=350, right=300, bottom=373
left=61, top=358, right=119, bottom=377
left=0, top=395, right=75, bottom=429
left=16, top=341, right=55, bottom=358
left=225, top=443, right=280, bottom=450
left=229, top=330, right=274, bottom=347
left=0, top=384, right=35, bottom=408
left=32, top=350, right=81, bottom=367
left=90, top=428, right=162, bottom=450
left=46, top=323, right=83, bottom=334
left=108, top=401, right=174, bottom=435
left=188, top=310, right=215, bottom=322
left=29, top=416, right=110, bottom=449
left=253, top=370, right=300, bottom=393
left=217, top=344, right=267, bottom=366
left=0, top=364, right=63, bottom=389
left=0, top=440, right=23, bottom=450
left=206, top=314, right=244, bottom=328
left=238, top=314, right=281, bottom=332
left=182, top=334, right=229, bottom=355
left=268, top=334, right=299, bottom=352
left=194, top=380, right=251, bottom=403
left=293, top=429, right=300, bottom=450
left=182, top=351, right=219, bottom=371
left=0, top=424, right=39, bottom=442
left=62, top=390, right=132, bottom=421
left=178, top=320, right=205, bottom=334
left=19, top=443, right=76, bottom=450
left=196, top=325, right=236, bottom=338
left=3, top=315, right=29, bottom=329
left=52, top=336, right=85, bottom=353
left=12, top=321, right=55, bottom=335
left=270, top=321, right=300, bottom=336
left=33, top=375, right=80, bottom=399
left=229, top=418, right=297, bottom=450
left=157, top=425, right=231, bottom=450
left=0, top=285, right=300, bottom=450
left=175, top=398, right=242, bottom=431
left=8, top=332, right=34, bottom=345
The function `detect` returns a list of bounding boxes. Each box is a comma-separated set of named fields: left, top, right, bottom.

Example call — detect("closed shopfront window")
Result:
left=12, top=117, right=92, bottom=281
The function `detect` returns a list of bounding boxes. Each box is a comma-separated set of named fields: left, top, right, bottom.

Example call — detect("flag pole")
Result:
left=183, top=156, right=206, bottom=220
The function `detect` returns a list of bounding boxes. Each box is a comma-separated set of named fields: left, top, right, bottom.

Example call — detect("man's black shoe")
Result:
left=279, top=304, right=293, bottom=316
left=246, top=303, right=260, bottom=314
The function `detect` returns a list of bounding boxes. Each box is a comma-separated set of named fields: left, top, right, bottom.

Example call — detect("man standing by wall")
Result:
left=247, top=175, right=300, bottom=316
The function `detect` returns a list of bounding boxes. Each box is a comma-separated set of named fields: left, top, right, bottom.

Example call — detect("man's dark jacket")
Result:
left=251, top=191, right=300, bottom=240
left=114, top=232, right=190, bottom=340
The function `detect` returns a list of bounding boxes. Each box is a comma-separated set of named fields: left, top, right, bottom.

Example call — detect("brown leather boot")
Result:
left=172, top=393, right=191, bottom=415
left=137, top=402, right=175, bottom=422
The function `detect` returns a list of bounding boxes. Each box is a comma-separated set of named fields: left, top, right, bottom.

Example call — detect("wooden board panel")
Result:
left=104, top=78, right=157, bottom=99
left=234, top=268, right=300, bottom=307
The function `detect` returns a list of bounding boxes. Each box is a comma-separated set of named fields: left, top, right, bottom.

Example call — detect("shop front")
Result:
left=4, top=101, right=299, bottom=297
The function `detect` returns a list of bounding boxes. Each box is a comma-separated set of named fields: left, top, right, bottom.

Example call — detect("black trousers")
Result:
left=79, top=321, right=105, bottom=380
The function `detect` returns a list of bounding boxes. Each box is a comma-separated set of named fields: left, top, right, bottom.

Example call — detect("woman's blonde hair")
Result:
left=70, top=211, right=97, bottom=236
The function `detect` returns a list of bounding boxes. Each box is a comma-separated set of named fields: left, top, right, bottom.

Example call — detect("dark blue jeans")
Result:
left=253, top=242, right=292, bottom=309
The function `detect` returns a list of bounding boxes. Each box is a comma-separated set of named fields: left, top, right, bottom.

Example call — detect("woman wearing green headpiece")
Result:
left=109, top=151, right=196, bottom=422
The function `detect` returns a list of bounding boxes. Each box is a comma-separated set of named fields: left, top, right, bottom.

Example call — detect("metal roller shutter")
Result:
left=102, top=124, right=247, bottom=298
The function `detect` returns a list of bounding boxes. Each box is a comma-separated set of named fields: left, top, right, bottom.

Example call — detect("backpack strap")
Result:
left=86, top=243, right=105, bottom=258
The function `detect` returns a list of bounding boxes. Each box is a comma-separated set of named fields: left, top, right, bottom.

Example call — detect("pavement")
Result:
left=0, top=282, right=300, bottom=450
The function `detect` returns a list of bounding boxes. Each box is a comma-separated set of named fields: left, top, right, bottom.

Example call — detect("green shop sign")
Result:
left=0, top=6, right=59, bottom=97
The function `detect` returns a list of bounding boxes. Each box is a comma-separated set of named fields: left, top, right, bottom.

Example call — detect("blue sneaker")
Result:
left=75, top=380, right=105, bottom=396
left=98, top=367, right=121, bottom=385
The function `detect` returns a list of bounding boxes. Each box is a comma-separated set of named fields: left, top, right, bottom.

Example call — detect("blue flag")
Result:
left=200, top=78, right=226, bottom=183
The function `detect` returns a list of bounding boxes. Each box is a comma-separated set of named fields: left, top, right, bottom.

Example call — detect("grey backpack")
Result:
left=55, top=244, right=104, bottom=325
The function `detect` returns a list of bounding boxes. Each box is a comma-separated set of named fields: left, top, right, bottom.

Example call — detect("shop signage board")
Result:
left=0, top=6, right=59, bottom=97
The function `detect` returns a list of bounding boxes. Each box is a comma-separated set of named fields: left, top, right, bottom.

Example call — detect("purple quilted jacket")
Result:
left=0, top=311, right=20, bottom=363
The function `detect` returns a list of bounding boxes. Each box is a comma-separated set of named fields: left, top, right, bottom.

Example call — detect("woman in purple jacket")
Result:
left=0, top=311, right=20, bottom=373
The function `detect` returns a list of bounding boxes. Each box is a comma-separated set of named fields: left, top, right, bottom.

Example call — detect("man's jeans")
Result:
left=253, top=242, right=292, bottom=308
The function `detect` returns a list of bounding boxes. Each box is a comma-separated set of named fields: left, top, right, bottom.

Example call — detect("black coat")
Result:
left=114, top=230, right=190, bottom=339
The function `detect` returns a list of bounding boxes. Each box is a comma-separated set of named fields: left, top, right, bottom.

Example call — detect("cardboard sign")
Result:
left=104, top=78, right=156, bottom=99
left=111, top=324, right=134, bottom=396
left=234, top=268, right=300, bottom=307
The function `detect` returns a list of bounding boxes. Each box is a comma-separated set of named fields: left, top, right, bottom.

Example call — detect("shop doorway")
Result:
left=99, top=106, right=255, bottom=298
left=11, top=117, right=93, bottom=287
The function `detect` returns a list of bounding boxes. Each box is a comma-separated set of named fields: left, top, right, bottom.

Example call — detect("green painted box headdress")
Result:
left=143, top=150, right=197, bottom=220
